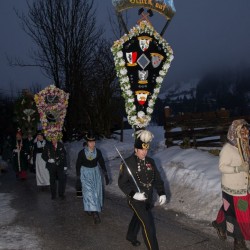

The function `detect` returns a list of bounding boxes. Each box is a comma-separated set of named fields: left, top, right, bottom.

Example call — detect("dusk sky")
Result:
left=1, top=0, right=250, bottom=96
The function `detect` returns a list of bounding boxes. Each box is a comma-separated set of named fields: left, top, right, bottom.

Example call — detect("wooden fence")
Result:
left=164, top=107, right=250, bottom=148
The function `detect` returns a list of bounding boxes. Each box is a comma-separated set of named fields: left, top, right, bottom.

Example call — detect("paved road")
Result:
left=0, top=164, right=234, bottom=250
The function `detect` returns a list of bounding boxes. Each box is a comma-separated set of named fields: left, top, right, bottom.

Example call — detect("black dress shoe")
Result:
left=92, top=212, right=101, bottom=224
left=128, top=240, right=141, bottom=247
left=212, top=221, right=227, bottom=240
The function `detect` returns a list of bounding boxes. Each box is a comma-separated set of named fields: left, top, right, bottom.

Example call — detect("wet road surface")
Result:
left=0, top=164, right=234, bottom=250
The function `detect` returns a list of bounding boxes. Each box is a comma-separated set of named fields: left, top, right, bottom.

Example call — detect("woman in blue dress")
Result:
left=76, top=131, right=110, bottom=224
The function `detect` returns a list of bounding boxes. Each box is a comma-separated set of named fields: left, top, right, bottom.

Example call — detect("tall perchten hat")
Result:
left=112, top=0, right=175, bottom=146
left=34, top=85, right=69, bottom=141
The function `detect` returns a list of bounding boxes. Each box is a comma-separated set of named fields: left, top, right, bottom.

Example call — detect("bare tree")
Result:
left=14, top=0, right=107, bottom=137
left=11, top=0, right=124, bottom=138
left=86, top=39, right=121, bottom=137
left=16, top=0, right=102, bottom=89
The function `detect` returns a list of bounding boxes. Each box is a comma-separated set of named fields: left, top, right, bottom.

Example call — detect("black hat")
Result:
left=134, top=130, right=154, bottom=150
left=85, top=130, right=96, bottom=141
left=134, top=138, right=150, bottom=150
left=37, top=130, right=44, bottom=136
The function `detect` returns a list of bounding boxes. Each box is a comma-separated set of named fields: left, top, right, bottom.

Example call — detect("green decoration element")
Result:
left=237, top=199, right=248, bottom=212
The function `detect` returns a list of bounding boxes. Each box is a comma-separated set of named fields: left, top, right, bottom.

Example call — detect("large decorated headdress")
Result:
left=111, top=1, right=175, bottom=130
left=34, top=85, right=69, bottom=141
left=14, top=89, right=39, bottom=138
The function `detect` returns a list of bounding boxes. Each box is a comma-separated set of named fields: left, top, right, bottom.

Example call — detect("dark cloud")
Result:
left=1, top=0, right=250, bottom=95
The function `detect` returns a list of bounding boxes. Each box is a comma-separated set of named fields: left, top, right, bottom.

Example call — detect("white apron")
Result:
left=35, top=141, right=50, bottom=186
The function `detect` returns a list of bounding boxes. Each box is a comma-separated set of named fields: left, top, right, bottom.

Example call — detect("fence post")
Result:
left=164, top=106, right=171, bottom=119
left=164, top=106, right=173, bottom=147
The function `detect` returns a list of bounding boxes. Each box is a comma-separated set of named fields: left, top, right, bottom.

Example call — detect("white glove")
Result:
left=159, top=195, right=167, bottom=205
left=48, top=159, right=55, bottom=163
left=133, top=192, right=147, bottom=201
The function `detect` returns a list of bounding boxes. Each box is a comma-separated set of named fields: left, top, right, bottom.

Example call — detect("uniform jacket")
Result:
left=118, top=154, right=165, bottom=203
left=76, top=148, right=107, bottom=177
left=41, top=141, right=67, bottom=170
left=219, top=143, right=249, bottom=196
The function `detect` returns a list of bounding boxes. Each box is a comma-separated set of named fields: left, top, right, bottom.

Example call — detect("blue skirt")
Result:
left=80, top=166, right=103, bottom=212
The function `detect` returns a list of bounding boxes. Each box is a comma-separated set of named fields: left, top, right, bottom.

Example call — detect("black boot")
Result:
left=92, top=212, right=101, bottom=224
left=212, top=220, right=227, bottom=240
left=234, top=238, right=248, bottom=250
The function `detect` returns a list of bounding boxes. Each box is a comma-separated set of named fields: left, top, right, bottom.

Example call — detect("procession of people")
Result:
left=3, top=80, right=250, bottom=250
left=2, top=1, right=250, bottom=248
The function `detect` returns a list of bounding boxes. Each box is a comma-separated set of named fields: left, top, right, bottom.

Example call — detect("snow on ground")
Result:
left=0, top=125, right=223, bottom=249
left=0, top=192, right=41, bottom=250
left=66, top=125, right=222, bottom=222
left=0, top=159, right=41, bottom=249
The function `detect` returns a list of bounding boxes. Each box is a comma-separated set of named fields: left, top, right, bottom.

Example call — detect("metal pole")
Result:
left=160, top=19, right=172, bottom=37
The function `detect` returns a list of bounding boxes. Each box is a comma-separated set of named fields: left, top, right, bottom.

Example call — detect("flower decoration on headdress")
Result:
left=111, top=20, right=173, bottom=129
left=34, top=85, right=69, bottom=141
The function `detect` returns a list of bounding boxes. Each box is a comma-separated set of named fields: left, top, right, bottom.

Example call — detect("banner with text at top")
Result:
left=112, top=0, right=176, bottom=20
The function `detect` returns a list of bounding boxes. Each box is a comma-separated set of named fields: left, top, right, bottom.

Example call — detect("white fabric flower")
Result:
left=154, top=88, right=160, bottom=94
left=156, top=77, right=163, bottom=83
left=137, top=111, right=145, bottom=118
left=148, top=100, right=154, bottom=107
left=130, top=116, right=137, bottom=121
left=159, top=70, right=165, bottom=76
left=163, top=63, right=170, bottom=70
left=117, top=51, right=123, bottom=58
left=120, top=68, right=127, bottom=75
left=126, top=90, right=133, bottom=96
left=147, top=107, right=153, bottom=114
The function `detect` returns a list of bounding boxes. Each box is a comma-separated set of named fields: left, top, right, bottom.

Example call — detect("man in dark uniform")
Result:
left=42, top=138, right=67, bottom=200
left=118, top=130, right=166, bottom=250
left=24, top=130, right=35, bottom=173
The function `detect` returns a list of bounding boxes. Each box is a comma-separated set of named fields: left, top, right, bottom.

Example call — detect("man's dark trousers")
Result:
left=126, top=200, right=159, bottom=250
left=48, top=165, right=66, bottom=198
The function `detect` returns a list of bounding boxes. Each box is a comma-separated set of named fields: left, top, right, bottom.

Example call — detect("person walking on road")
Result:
left=12, top=130, right=29, bottom=180
left=42, top=138, right=67, bottom=200
left=33, top=131, right=49, bottom=189
left=24, top=130, right=35, bottom=173
left=118, top=129, right=167, bottom=250
left=212, top=119, right=250, bottom=250
left=76, top=131, right=110, bottom=224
